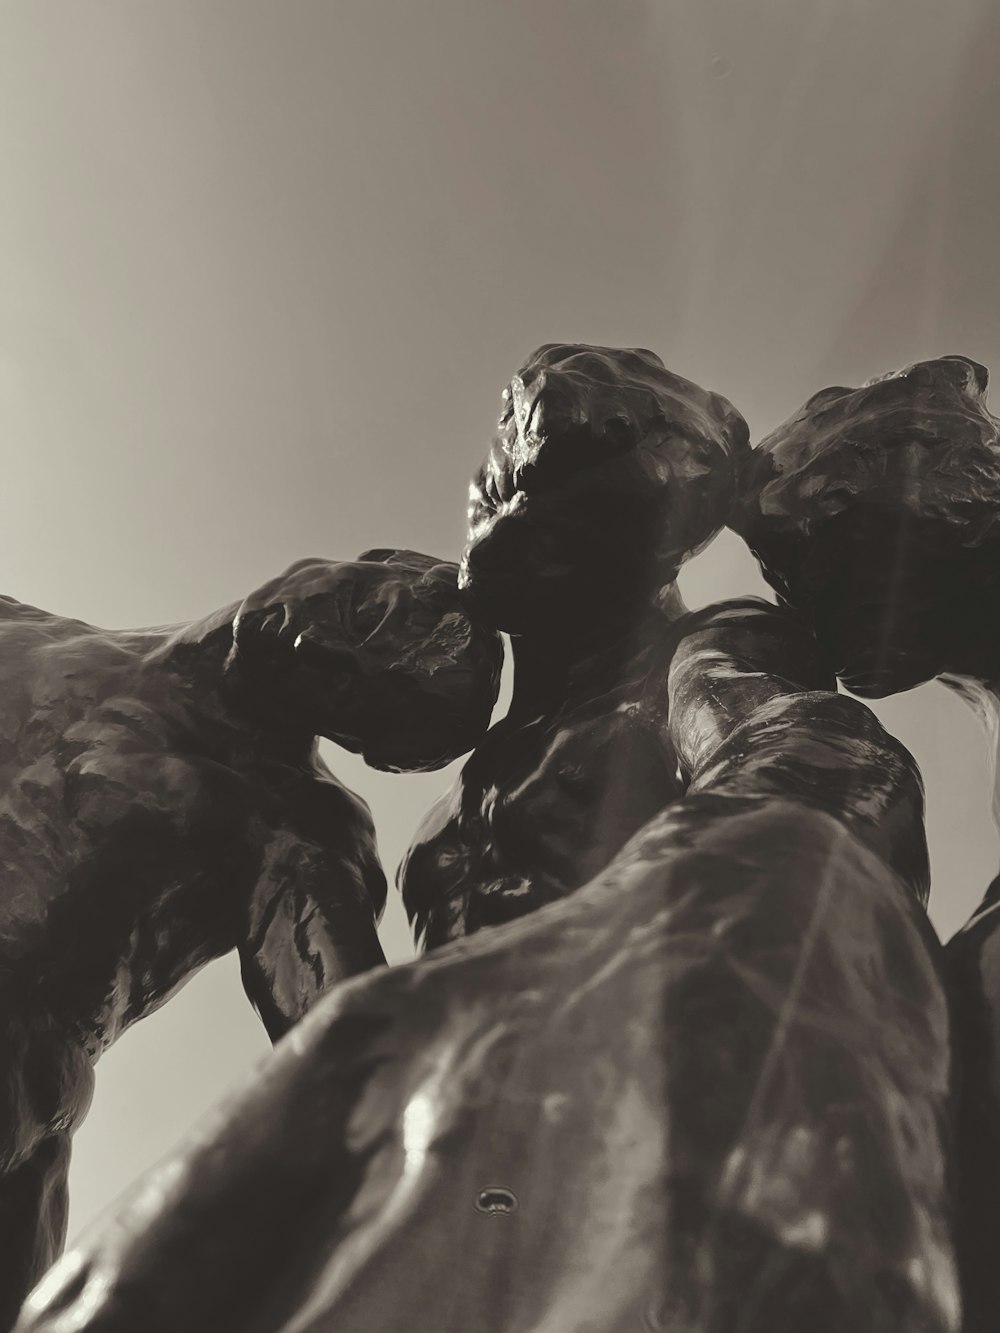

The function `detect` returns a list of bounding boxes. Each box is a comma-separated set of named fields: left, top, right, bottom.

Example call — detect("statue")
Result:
left=730, top=354, right=1000, bottom=699
left=401, top=343, right=749, bottom=947
left=0, top=549, right=501, bottom=1329
left=731, top=353, right=1000, bottom=1332
left=15, top=349, right=958, bottom=1332
left=17, top=599, right=955, bottom=1332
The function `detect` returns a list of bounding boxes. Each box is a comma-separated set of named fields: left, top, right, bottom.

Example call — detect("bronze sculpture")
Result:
left=0, top=549, right=501, bottom=1329
left=731, top=354, right=1000, bottom=699
left=14, top=347, right=962, bottom=1332
left=732, top=353, right=1000, bottom=1332
left=16, top=599, right=954, bottom=1332
left=401, top=343, right=749, bottom=947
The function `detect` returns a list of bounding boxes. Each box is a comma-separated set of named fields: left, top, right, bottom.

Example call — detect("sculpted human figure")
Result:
left=400, top=342, right=750, bottom=946
left=730, top=353, right=1000, bottom=699
left=17, top=349, right=957, bottom=1331
left=730, top=354, right=1000, bottom=1332
left=16, top=596, right=955, bottom=1333
left=0, top=548, right=501, bottom=1329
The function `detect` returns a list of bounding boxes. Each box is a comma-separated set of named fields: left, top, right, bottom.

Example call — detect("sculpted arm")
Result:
left=17, top=603, right=958, bottom=1333
left=237, top=769, right=388, bottom=1042
left=667, top=597, right=931, bottom=898
left=12, top=356, right=955, bottom=1329
left=220, top=549, right=502, bottom=1038
left=728, top=354, right=1000, bottom=1330
left=18, top=787, right=956, bottom=1333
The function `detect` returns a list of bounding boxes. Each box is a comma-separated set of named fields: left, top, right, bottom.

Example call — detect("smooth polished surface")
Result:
left=401, top=344, right=749, bottom=948
left=0, top=550, right=500, bottom=1330
left=731, top=354, right=1000, bottom=698
left=17, top=601, right=956, bottom=1333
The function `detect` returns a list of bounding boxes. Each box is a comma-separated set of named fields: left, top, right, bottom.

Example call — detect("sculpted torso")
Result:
left=13, top=346, right=960, bottom=1333
left=20, top=597, right=953, bottom=1333
left=401, top=343, right=748, bottom=948
left=0, top=550, right=500, bottom=1329
left=401, top=618, right=689, bottom=947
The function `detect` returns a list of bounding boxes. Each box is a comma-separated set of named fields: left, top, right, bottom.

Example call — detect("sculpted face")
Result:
left=732, top=355, right=1000, bottom=696
left=227, top=550, right=503, bottom=771
left=459, top=344, right=749, bottom=636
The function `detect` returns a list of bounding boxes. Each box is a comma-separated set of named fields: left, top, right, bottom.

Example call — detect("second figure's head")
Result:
left=460, top=344, right=749, bottom=637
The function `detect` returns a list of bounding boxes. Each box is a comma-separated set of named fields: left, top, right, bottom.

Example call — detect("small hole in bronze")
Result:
left=475, top=1186, right=518, bottom=1216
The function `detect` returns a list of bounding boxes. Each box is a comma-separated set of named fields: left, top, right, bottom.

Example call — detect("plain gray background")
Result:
left=2, top=0, right=998, bottom=1241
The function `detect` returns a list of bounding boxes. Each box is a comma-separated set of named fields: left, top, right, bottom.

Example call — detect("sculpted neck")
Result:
left=507, top=583, right=688, bottom=720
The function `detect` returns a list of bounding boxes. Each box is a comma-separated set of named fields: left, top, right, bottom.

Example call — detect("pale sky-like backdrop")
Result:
left=2, top=0, right=999, bottom=1240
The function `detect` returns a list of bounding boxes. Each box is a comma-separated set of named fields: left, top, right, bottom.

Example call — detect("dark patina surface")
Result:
left=9, top=346, right=974, bottom=1331
left=401, top=343, right=749, bottom=948
left=0, top=549, right=500, bottom=1329
left=732, top=354, right=1000, bottom=1332
left=16, top=599, right=956, bottom=1332
left=731, top=354, right=1000, bottom=697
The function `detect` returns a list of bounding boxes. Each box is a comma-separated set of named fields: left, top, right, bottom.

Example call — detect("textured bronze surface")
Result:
left=0, top=550, right=500, bottom=1329
left=460, top=343, right=749, bottom=636
left=731, top=355, right=1000, bottom=697
left=401, top=344, right=749, bottom=948
left=732, top=355, right=1000, bottom=1328
left=9, top=345, right=974, bottom=1330
left=18, top=602, right=956, bottom=1333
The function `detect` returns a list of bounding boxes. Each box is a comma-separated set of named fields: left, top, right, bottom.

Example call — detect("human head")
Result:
left=459, top=343, right=749, bottom=637
left=732, top=355, right=1000, bottom=695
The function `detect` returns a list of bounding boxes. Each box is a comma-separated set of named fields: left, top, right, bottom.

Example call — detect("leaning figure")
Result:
left=731, top=353, right=1000, bottom=1333
left=17, top=350, right=958, bottom=1332
left=401, top=342, right=749, bottom=946
left=16, top=597, right=955, bottom=1333
left=0, top=548, right=501, bottom=1328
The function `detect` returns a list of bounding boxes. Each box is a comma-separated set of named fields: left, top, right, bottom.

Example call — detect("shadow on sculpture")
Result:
left=401, top=343, right=749, bottom=948
left=16, top=598, right=954, bottom=1333
left=0, top=549, right=501, bottom=1330
left=731, top=354, right=1000, bottom=698
left=732, top=353, right=1000, bottom=1333
left=15, top=347, right=963, bottom=1332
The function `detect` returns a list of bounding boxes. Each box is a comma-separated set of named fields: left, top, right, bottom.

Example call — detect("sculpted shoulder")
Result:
left=0, top=609, right=147, bottom=754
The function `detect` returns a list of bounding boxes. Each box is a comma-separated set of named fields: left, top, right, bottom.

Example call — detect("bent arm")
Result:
left=667, top=598, right=930, bottom=901
left=240, top=769, right=388, bottom=1042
